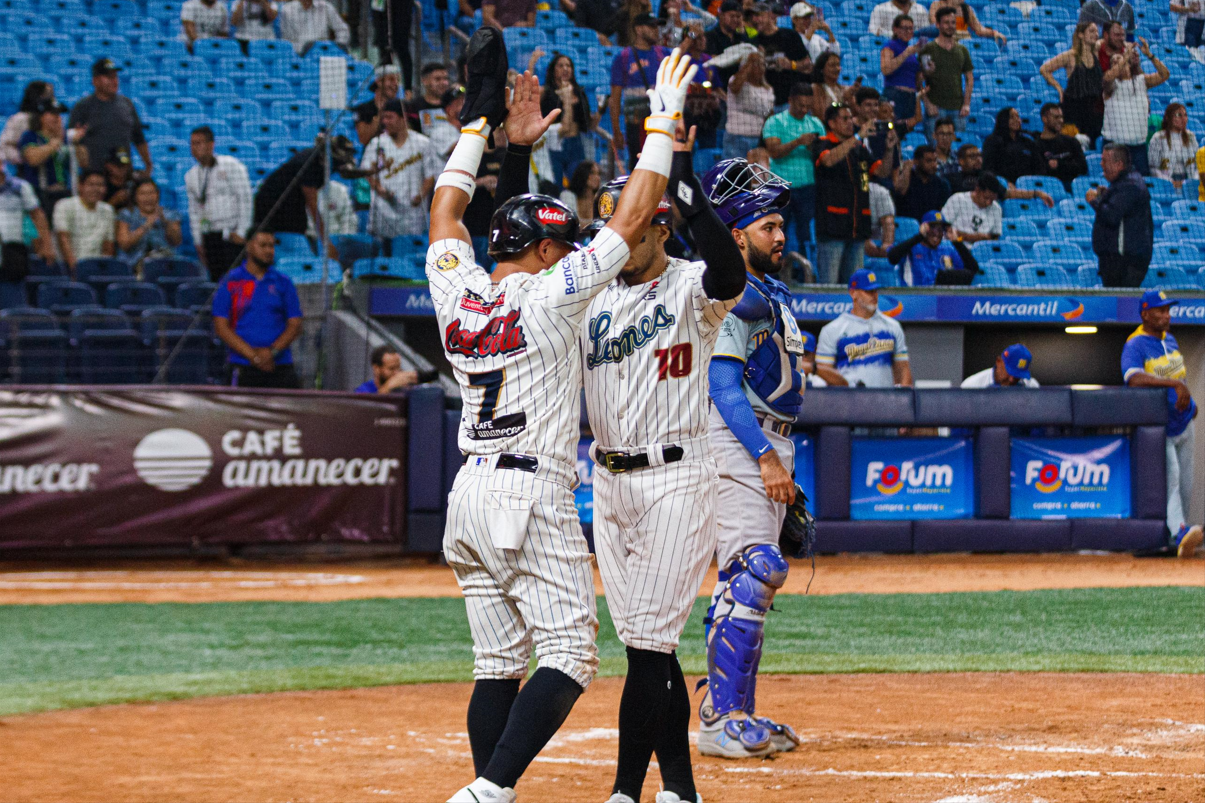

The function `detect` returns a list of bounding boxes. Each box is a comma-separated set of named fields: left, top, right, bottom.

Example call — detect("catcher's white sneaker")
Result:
left=447, top=777, right=516, bottom=803
left=749, top=715, right=801, bottom=753
left=696, top=717, right=774, bottom=759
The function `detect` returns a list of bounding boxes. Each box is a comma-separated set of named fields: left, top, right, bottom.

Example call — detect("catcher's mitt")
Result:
left=779, top=484, right=816, bottom=560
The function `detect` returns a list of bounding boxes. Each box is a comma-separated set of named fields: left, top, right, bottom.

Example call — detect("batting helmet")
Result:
left=488, top=193, right=581, bottom=259
left=701, top=158, right=790, bottom=230
left=585, top=175, right=673, bottom=232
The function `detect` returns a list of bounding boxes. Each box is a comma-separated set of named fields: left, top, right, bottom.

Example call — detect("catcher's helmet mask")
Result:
left=488, top=194, right=582, bottom=260
left=701, top=158, right=791, bottom=231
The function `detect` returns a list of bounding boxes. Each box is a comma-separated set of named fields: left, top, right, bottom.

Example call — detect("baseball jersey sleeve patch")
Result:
left=436, top=252, right=460, bottom=271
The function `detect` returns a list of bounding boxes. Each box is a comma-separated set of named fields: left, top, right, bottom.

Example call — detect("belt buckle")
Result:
left=604, top=452, right=628, bottom=473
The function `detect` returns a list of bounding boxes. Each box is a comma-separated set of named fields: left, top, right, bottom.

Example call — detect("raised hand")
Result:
left=672, top=121, right=697, bottom=152
left=645, top=48, right=698, bottom=136
left=504, top=71, right=561, bottom=147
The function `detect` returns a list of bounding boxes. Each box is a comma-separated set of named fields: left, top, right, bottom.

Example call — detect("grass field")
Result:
left=1, top=587, right=1201, bottom=717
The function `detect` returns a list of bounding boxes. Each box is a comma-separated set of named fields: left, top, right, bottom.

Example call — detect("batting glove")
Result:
left=644, top=48, right=698, bottom=137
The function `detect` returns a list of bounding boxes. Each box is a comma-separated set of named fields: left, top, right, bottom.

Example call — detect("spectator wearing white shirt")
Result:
left=52, top=169, right=115, bottom=274
left=790, top=3, right=839, bottom=62
left=279, top=0, right=350, bottom=55
left=307, top=181, right=357, bottom=238
left=724, top=51, right=775, bottom=161
left=1148, top=102, right=1199, bottom=191
left=1101, top=38, right=1169, bottom=175
left=361, top=99, right=440, bottom=240
left=1171, top=0, right=1205, bottom=52
left=940, top=172, right=1004, bottom=244
left=869, top=0, right=928, bottom=37
left=231, top=0, right=279, bottom=45
left=0, top=175, right=56, bottom=274
left=424, top=86, right=465, bottom=160
left=185, top=126, right=254, bottom=280
left=961, top=344, right=1039, bottom=388
left=865, top=181, right=896, bottom=259
left=181, top=0, right=231, bottom=49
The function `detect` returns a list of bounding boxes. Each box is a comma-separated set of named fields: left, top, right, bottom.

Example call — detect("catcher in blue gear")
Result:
left=697, top=158, right=808, bottom=759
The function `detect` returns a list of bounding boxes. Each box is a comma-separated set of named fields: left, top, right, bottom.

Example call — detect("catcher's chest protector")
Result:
left=742, top=275, right=805, bottom=417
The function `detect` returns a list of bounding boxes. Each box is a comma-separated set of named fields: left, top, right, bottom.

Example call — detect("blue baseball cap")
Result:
left=849, top=269, right=882, bottom=291
left=1000, top=344, right=1032, bottom=380
left=921, top=210, right=949, bottom=226
left=1140, top=290, right=1178, bottom=311
left=802, top=331, right=817, bottom=353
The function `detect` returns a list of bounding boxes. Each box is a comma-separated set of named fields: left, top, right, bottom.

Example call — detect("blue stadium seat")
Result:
left=1075, top=264, right=1102, bottom=288
left=1085, top=153, right=1103, bottom=177
left=275, top=57, right=315, bottom=88
left=978, top=73, right=1025, bottom=99
left=3, top=13, right=53, bottom=42
left=331, top=234, right=377, bottom=270
left=0, top=280, right=26, bottom=308
left=75, top=257, right=133, bottom=291
left=105, top=281, right=168, bottom=316
left=275, top=257, right=324, bottom=284
left=1015, top=264, right=1074, bottom=288
left=4, top=327, right=68, bottom=382
left=1071, top=175, right=1105, bottom=198
left=214, top=97, right=263, bottom=126
left=894, top=216, right=919, bottom=242
left=1016, top=175, right=1070, bottom=202
left=1153, top=243, right=1202, bottom=265
left=536, top=9, right=571, bottom=28
left=555, top=27, right=594, bottom=49
left=1056, top=199, right=1093, bottom=221
left=248, top=38, right=294, bottom=65
left=0, top=306, right=58, bottom=337
left=1032, top=239, right=1085, bottom=265
left=973, top=262, right=1012, bottom=287
left=982, top=3, right=1024, bottom=27
left=999, top=217, right=1041, bottom=249
left=149, top=136, right=191, bottom=164
left=138, top=306, right=196, bottom=343
left=143, top=258, right=206, bottom=296
left=154, top=329, right=211, bottom=384
left=1141, top=266, right=1198, bottom=290
left=1171, top=200, right=1202, bottom=220
left=302, top=40, right=345, bottom=60
left=1002, top=198, right=1052, bottom=225
left=1162, top=219, right=1205, bottom=244
left=1032, top=5, right=1074, bottom=24
left=113, top=17, right=160, bottom=44
left=964, top=38, right=1001, bottom=58
left=1045, top=218, right=1093, bottom=246
left=144, top=0, right=180, bottom=24
left=266, top=140, right=310, bottom=164
left=37, top=281, right=97, bottom=316
left=1004, top=40, right=1049, bottom=60
left=268, top=99, right=319, bottom=126
left=972, top=240, right=1025, bottom=271
left=276, top=233, right=315, bottom=256
left=352, top=257, right=424, bottom=281
left=157, top=97, right=205, bottom=127
left=217, top=56, right=270, bottom=87
left=79, top=328, right=146, bottom=383
left=174, top=281, right=216, bottom=312
left=66, top=307, right=129, bottom=346
left=129, top=74, right=179, bottom=102
left=191, top=37, right=244, bottom=65
left=245, top=119, right=291, bottom=142
left=1145, top=178, right=1185, bottom=204
left=389, top=235, right=428, bottom=257
left=137, top=37, right=190, bottom=62
left=26, top=32, right=73, bottom=61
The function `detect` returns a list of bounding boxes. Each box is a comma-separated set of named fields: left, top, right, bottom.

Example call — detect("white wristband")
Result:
left=437, top=117, right=492, bottom=197
left=633, top=131, right=673, bottom=178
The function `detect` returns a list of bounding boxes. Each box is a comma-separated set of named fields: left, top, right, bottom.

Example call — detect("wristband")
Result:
left=633, top=131, right=674, bottom=178
left=436, top=117, right=492, bottom=197
left=644, top=111, right=682, bottom=137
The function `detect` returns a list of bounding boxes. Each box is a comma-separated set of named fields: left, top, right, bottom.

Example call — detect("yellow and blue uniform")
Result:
left=1121, top=326, right=1197, bottom=437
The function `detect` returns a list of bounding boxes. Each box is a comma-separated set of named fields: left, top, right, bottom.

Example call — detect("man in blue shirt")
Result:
left=212, top=229, right=304, bottom=388
left=886, top=209, right=978, bottom=286
left=354, top=344, right=434, bottom=393
left=1122, top=290, right=1201, bottom=558
left=608, top=14, right=670, bottom=170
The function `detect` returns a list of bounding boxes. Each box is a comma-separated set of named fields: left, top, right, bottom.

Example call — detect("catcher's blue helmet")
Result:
left=701, top=158, right=790, bottom=230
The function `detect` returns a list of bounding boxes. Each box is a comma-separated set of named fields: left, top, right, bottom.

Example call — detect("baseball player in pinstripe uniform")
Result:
left=580, top=126, right=747, bottom=803
left=429, top=29, right=698, bottom=802
left=697, top=158, right=807, bottom=759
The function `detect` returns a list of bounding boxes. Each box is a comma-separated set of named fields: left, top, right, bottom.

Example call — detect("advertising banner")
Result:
left=1010, top=436, right=1131, bottom=519
left=789, top=431, right=816, bottom=505
left=0, top=388, right=408, bottom=549
left=850, top=437, right=975, bottom=520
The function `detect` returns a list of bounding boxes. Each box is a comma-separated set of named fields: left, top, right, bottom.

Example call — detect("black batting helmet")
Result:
left=585, top=175, right=673, bottom=232
left=488, top=194, right=581, bottom=259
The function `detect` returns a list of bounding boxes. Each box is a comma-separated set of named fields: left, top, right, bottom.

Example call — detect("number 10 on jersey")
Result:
left=655, top=343, right=692, bottom=381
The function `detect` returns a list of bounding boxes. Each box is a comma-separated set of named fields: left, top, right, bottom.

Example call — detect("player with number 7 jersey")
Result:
left=431, top=35, right=699, bottom=803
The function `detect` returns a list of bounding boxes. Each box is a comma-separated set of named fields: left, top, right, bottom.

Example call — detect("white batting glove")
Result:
left=644, top=48, right=698, bottom=137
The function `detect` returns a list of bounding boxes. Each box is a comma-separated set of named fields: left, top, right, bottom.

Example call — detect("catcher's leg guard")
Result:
left=698, top=544, right=788, bottom=725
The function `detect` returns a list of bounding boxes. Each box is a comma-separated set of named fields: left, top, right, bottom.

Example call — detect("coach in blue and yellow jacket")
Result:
left=1121, top=290, right=1202, bottom=557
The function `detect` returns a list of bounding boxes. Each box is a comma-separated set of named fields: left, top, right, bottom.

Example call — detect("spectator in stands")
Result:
left=1040, top=22, right=1104, bottom=147
left=1088, top=143, right=1152, bottom=287
left=354, top=66, right=401, bottom=146
left=254, top=135, right=357, bottom=244
left=764, top=82, right=825, bottom=255
left=881, top=14, right=923, bottom=122
left=213, top=229, right=304, bottom=389
left=705, top=0, right=749, bottom=87
left=362, top=99, right=440, bottom=241
left=1148, top=102, right=1199, bottom=193
left=484, top=0, right=535, bottom=28
left=279, top=0, right=350, bottom=55
left=925, top=0, right=1006, bottom=43
left=412, top=64, right=451, bottom=115
left=750, top=2, right=812, bottom=108
left=1171, top=0, right=1205, bottom=53
left=609, top=14, right=670, bottom=170
left=869, top=0, right=928, bottom=38
left=231, top=0, right=279, bottom=51
left=116, top=180, right=182, bottom=269
left=560, top=160, right=600, bottom=227
left=865, top=181, right=896, bottom=259
left=724, top=52, right=775, bottom=160
left=103, top=148, right=137, bottom=211
left=186, top=125, right=254, bottom=281
left=812, top=103, right=897, bottom=283
left=181, top=0, right=231, bottom=51
left=69, top=60, right=151, bottom=178
left=961, top=344, right=1039, bottom=388
left=815, top=268, right=912, bottom=387
left=1079, top=0, right=1135, bottom=42
left=307, top=181, right=358, bottom=238
left=541, top=54, right=595, bottom=186
left=0, top=174, right=56, bottom=273
left=1198, top=143, right=1205, bottom=201
left=940, top=170, right=1004, bottom=243
left=982, top=107, right=1043, bottom=186
left=921, top=7, right=973, bottom=140
left=53, top=169, right=115, bottom=275
left=1096, top=20, right=1131, bottom=76
left=1122, top=291, right=1202, bottom=558
left=809, top=52, right=855, bottom=117
left=1, top=81, right=55, bottom=167
left=18, top=100, right=75, bottom=215
left=888, top=208, right=977, bottom=285
left=1036, top=103, right=1088, bottom=193
left=427, top=86, right=466, bottom=160
left=950, top=142, right=1055, bottom=206
left=373, top=0, right=415, bottom=90
left=893, top=145, right=952, bottom=220
left=790, top=3, right=839, bottom=62
left=1101, top=38, right=1168, bottom=176
left=614, top=0, right=653, bottom=46
left=800, top=330, right=825, bottom=386
left=355, top=345, right=423, bottom=393
left=873, top=90, right=925, bottom=164
left=932, top=116, right=958, bottom=179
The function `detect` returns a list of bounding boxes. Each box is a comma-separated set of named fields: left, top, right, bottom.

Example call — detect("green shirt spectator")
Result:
left=762, top=105, right=826, bottom=186
left=762, top=83, right=827, bottom=256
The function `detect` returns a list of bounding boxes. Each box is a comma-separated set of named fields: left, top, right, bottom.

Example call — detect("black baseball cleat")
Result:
left=460, top=26, right=509, bottom=131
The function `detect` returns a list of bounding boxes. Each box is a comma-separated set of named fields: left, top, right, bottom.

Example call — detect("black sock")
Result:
left=483, top=667, right=583, bottom=789
left=467, top=679, right=521, bottom=776
left=613, top=647, right=673, bottom=798
left=654, top=653, right=696, bottom=801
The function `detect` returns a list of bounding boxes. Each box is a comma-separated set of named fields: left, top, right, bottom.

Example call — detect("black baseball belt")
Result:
left=597, top=445, right=684, bottom=474
left=461, top=453, right=539, bottom=472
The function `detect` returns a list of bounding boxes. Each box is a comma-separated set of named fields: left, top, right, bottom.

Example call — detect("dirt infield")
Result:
left=0, top=552, right=1201, bottom=605
left=2, top=673, right=1202, bottom=803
